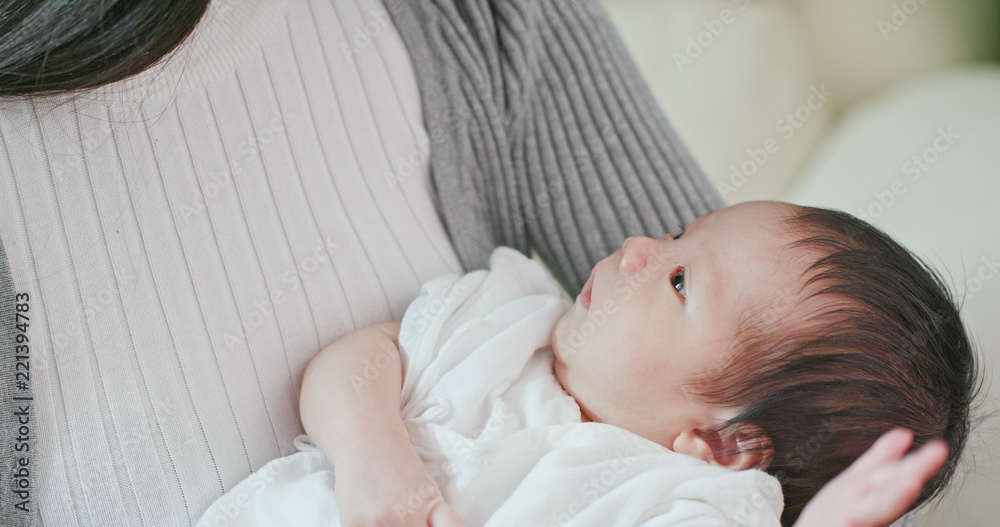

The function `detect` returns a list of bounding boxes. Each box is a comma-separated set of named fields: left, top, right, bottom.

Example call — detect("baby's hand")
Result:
left=334, top=433, right=466, bottom=527
left=794, top=428, right=948, bottom=527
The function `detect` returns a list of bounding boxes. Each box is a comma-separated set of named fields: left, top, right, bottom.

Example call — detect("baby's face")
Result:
left=551, top=200, right=802, bottom=451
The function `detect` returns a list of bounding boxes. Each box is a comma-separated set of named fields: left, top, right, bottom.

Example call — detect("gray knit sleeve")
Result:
left=388, top=0, right=727, bottom=296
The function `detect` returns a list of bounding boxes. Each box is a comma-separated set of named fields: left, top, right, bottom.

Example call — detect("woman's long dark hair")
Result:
left=0, top=0, right=210, bottom=96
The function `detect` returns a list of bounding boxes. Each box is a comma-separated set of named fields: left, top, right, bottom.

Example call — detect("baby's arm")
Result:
left=300, top=322, right=407, bottom=466
left=299, top=322, right=465, bottom=527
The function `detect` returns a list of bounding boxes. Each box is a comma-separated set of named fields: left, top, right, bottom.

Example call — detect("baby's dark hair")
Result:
left=690, top=204, right=982, bottom=526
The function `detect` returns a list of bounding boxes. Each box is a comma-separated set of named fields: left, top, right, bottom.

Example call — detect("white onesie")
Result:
left=196, top=247, right=784, bottom=527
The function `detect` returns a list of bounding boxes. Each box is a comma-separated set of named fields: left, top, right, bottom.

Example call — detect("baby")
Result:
left=198, top=200, right=977, bottom=527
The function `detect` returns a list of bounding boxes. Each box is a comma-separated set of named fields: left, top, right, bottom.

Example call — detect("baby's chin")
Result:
left=549, top=310, right=575, bottom=363
left=551, top=356, right=593, bottom=423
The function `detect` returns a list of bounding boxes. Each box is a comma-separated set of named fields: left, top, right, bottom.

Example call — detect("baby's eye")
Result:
left=672, top=229, right=685, bottom=240
left=671, top=268, right=686, bottom=299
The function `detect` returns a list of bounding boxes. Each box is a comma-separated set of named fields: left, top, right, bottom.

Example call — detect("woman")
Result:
left=0, top=1, right=942, bottom=525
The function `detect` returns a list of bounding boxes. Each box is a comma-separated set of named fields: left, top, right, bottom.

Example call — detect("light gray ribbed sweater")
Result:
left=0, top=1, right=724, bottom=525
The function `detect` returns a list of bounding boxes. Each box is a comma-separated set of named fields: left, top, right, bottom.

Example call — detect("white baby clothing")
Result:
left=196, top=247, right=783, bottom=526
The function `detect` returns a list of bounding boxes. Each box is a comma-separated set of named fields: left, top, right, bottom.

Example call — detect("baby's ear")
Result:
left=673, top=425, right=773, bottom=471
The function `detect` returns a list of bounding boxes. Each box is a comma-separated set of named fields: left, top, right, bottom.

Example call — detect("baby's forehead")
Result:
left=706, top=201, right=802, bottom=234
left=686, top=202, right=814, bottom=311
left=725, top=234, right=815, bottom=315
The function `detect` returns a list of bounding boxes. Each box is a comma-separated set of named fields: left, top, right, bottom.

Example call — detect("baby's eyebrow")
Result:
left=691, top=211, right=721, bottom=307
left=683, top=211, right=712, bottom=231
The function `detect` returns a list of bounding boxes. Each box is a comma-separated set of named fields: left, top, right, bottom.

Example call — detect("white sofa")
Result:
left=598, top=1, right=1000, bottom=525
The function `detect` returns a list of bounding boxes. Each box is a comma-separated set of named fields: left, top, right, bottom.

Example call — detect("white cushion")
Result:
left=792, top=0, right=1000, bottom=108
left=602, top=0, right=827, bottom=203
left=599, top=0, right=999, bottom=204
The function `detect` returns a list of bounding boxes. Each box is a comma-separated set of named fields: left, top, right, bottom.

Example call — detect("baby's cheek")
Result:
left=620, top=338, right=666, bottom=385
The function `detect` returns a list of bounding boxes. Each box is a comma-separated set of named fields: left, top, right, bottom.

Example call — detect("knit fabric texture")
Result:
left=387, top=0, right=727, bottom=296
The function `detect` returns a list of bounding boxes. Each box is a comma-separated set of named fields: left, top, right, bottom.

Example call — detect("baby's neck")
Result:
left=550, top=348, right=595, bottom=423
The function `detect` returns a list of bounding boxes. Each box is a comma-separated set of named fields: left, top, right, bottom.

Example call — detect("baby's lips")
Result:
left=579, top=288, right=592, bottom=309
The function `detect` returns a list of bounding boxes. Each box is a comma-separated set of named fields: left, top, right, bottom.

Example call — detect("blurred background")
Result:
left=597, top=0, right=1000, bottom=525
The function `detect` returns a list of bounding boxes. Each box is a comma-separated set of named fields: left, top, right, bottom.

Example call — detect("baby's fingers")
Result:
left=428, top=501, right=466, bottom=527
left=850, top=439, right=950, bottom=525
left=848, top=429, right=914, bottom=474
left=899, top=439, right=948, bottom=485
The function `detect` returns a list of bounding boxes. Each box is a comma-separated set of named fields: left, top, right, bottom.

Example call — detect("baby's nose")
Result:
left=619, top=236, right=663, bottom=275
